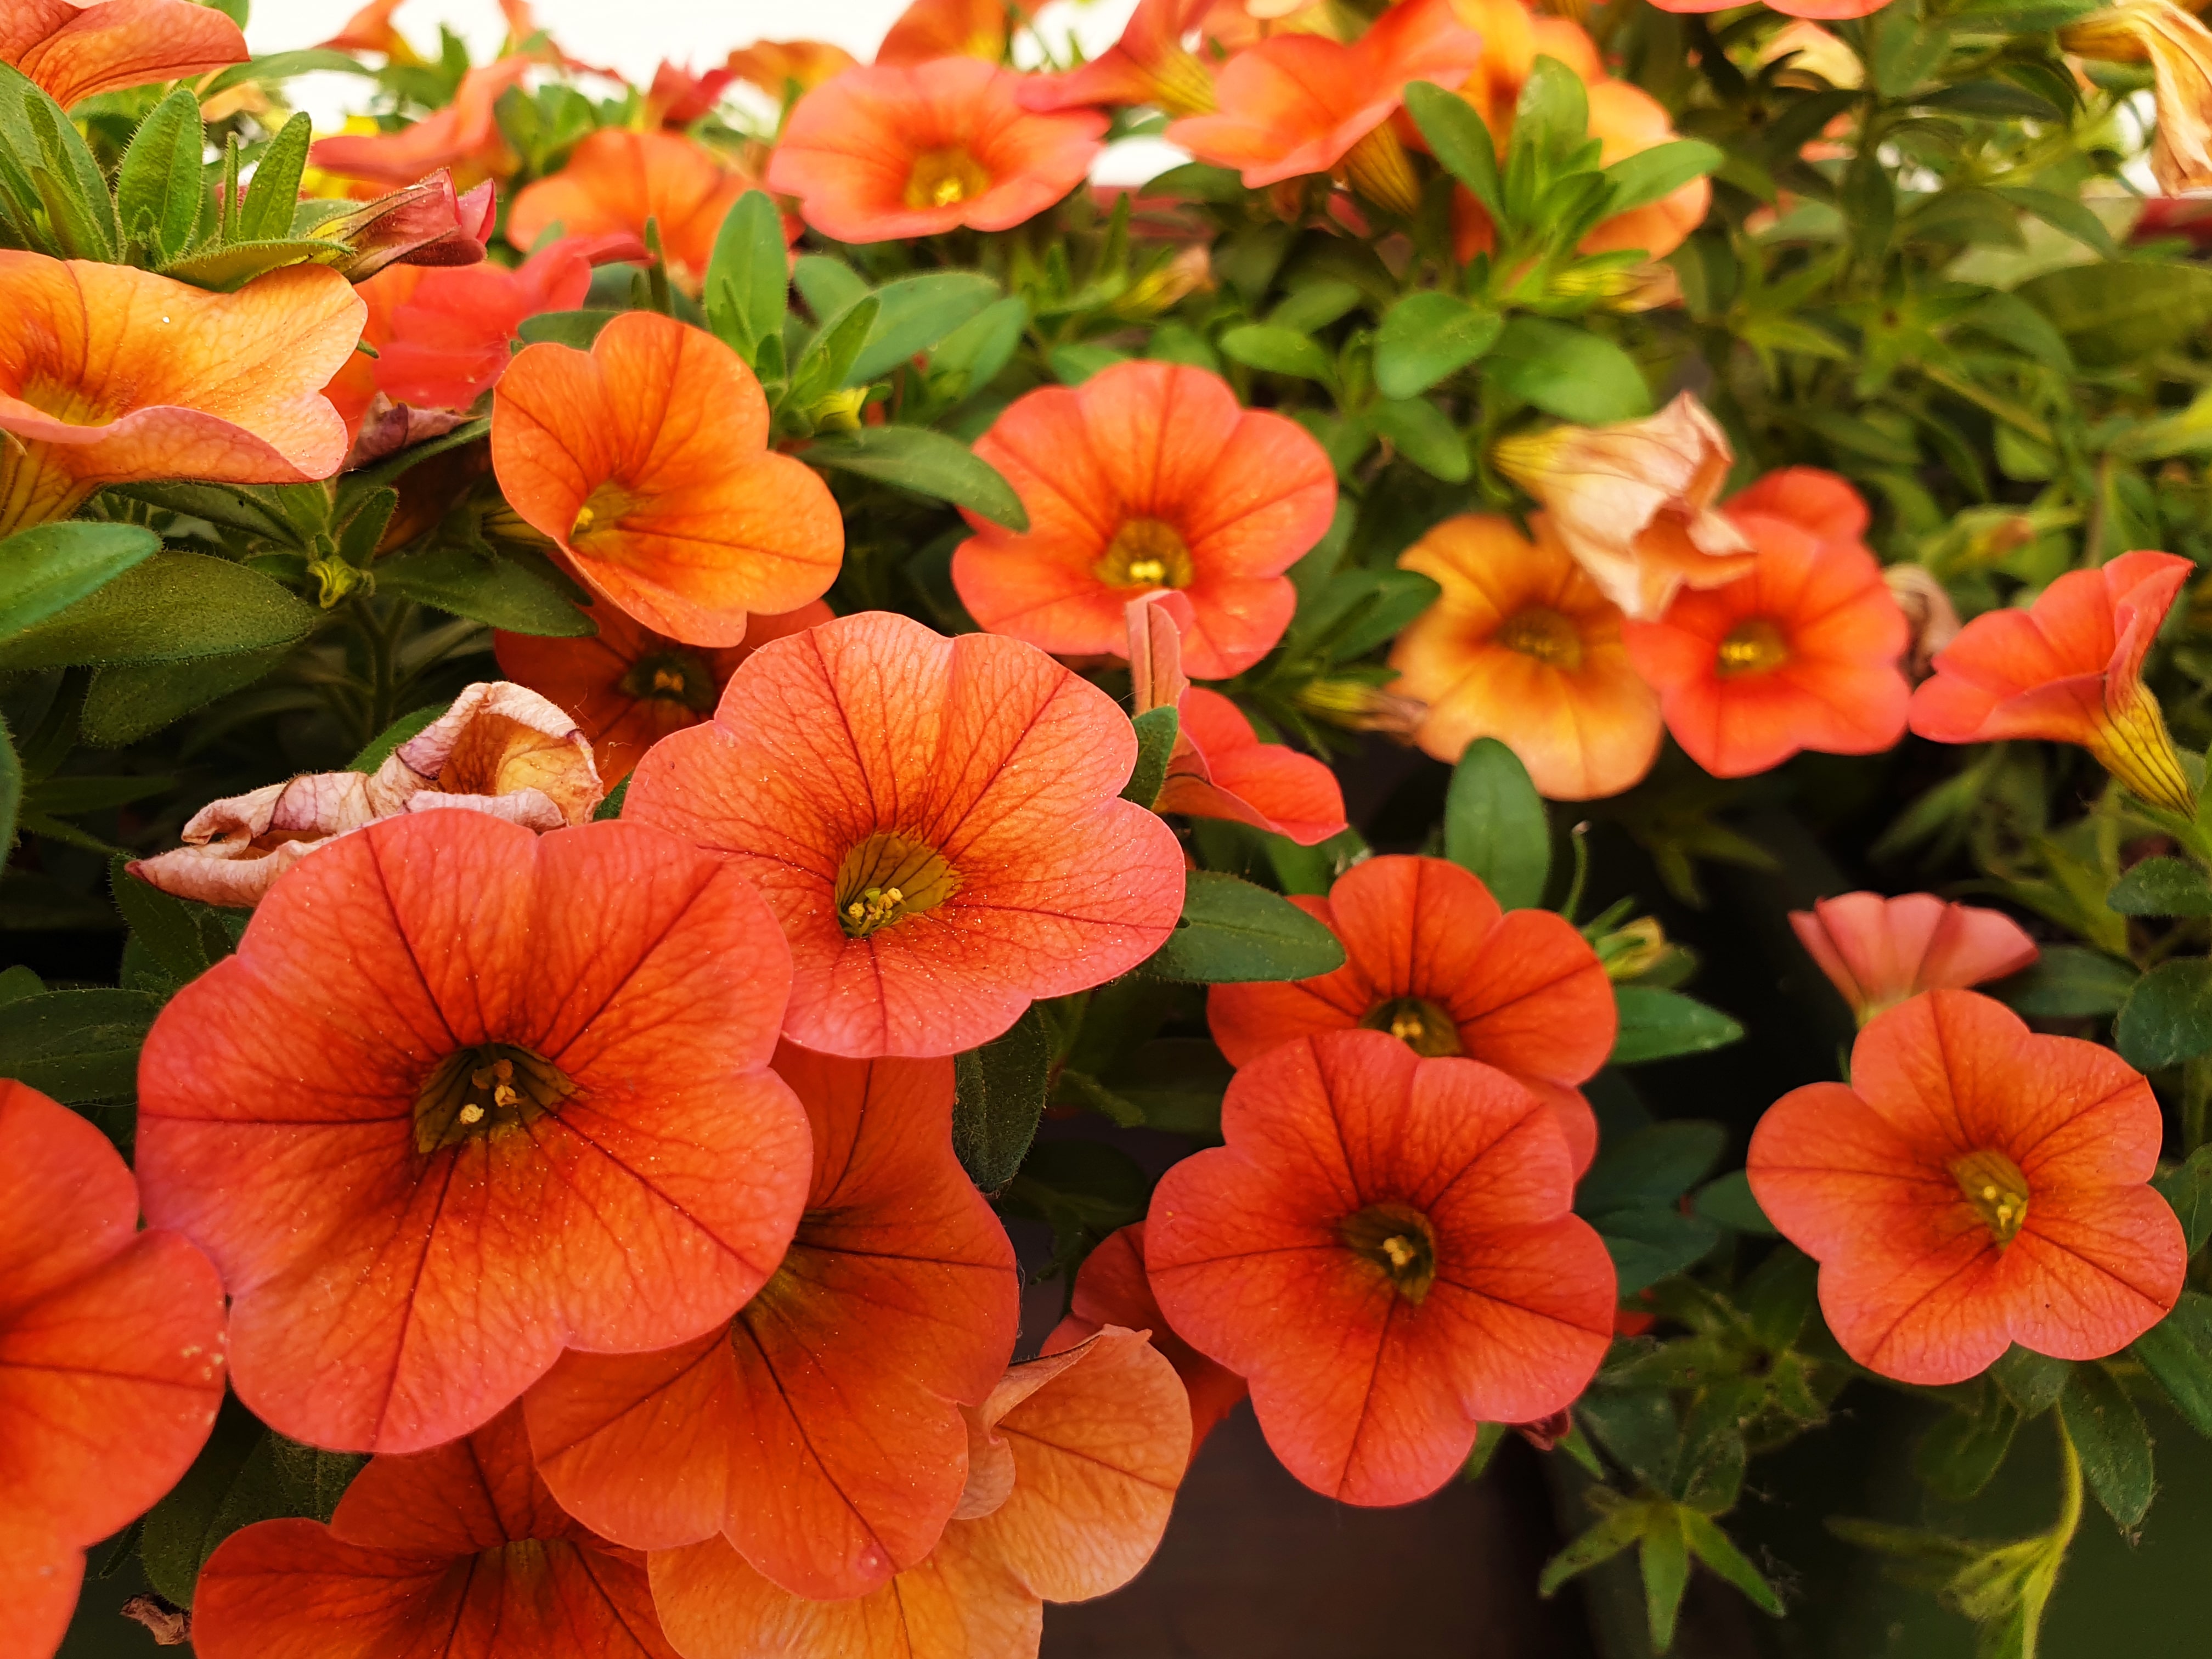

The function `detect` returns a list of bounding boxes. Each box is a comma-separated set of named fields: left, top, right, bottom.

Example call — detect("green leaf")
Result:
left=108, top=481, right=296, bottom=541
left=1693, top=1170, right=1774, bottom=1235
left=1680, top=1510, right=1785, bottom=1618
left=0, top=988, right=162, bottom=1103
left=1989, top=1345, right=2070, bottom=1418
left=81, top=643, right=295, bottom=748
left=1593, top=1204, right=1723, bottom=1294
left=1580, top=1120, right=1727, bottom=1213
left=2018, top=261, right=2212, bottom=369
left=0, top=522, right=161, bottom=642
left=109, top=859, right=219, bottom=986
left=1916, top=1395, right=2020, bottom=1503
left=1990, top=945, right=2136, bottom=1017
left=115, top=88, right=205, bottom=266
left=1142, top=870, right=1346, bottom=984
left=349, top=703, right=450, bottom=772
left=2060, top=1363, right=2154, bottom=1530
left=703, top=189, right=790, bottom=356
left=0, top=553, right=317, bottom=669
left=846, top=272, right=999, bottom=385
left=1370, top=396, right=1470, bottom=481
left=1219, top=323, right=1334, bottom=383
left=1048, top=341, right=1130, bottom=385
left=787, top=294, right=879, bottom=406
left=792, top=253, right=868, bottom=320
left=1640, top=1504, right=1691, bottom=1652
left=1000, top=1139, right=1152, bottom=1277
left=2115, top=959, right=2212, bottom=1070
left=514, top=308, right=622, bottom=349
left=239, top=112, right=313, bottom=243
left=14, top=72, right=116, bottom=261
left=202, top=48, right=375, bottom=94
left=1373, top=290, right=1502, bottom=400
left=1270, top=278, right=1362, bottom=334
left=2154, top=1146, right=2212, bottom=1256
left=928, top=295, right=1029, bottom=402
left=1443, top=736, right=1549, bottom=909
left=143, top=1421, right=366, bottom=1609
left=806, top=426, right=1028, bottom=530
left=1993, top=185, right=2117, bottom=258
left=160, top=237, right=335, bottom=290
left=1604, top=139, right=1723, bottom=216
left=1611, top=986, right=1743, bottom=1065
left=2108, top=856, right=2212, bottom=916
left=1404, top=81, right=1502, bottom=217
left=1124, top=706, right=1178, bottom=809
left=952, top=1006, right=1053, bottom=1190
left=2134, top=1291, right=2212, bottom=1436
left=1484, top=317, right=1652, bottom=424
left=0, top=715, right=14, bottom=855
left=374, top=546, right=595, bottom=635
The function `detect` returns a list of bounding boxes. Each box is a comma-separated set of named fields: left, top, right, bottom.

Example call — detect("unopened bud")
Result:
left=1293, top=678, right=1428, bottom=736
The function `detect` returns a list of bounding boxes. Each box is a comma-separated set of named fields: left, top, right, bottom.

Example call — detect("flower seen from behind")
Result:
left=308, top=57, right=533, bottom=189
left=1018, top=0, right=1219, bottom=116
left=1792, top=892, right=2038, bottom=1024
left=507, top=129, right=755, bottom=294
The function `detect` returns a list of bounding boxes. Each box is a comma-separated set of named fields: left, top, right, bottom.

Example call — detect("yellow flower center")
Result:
left=570, top=481, right=642, bottom=552
left=1095, top=518, right=1195, bottom=591
left=618, top=649, right=719, bottom=713
left=1716, top=618, right=1790, bottom=677
left=1360, top=996, right=1464, bottom=1058
left=836, top=830, right=960, bottom=938
left=1494, top=606, right=1584, bottom=672
left=1950, top=1147, right=2030, bottom=1244
left=414, top=1043, right=574, bottom=1154
left=1340, top=1202, right=1440, bottom=1302
left=905, top=147, right=992, bottom=209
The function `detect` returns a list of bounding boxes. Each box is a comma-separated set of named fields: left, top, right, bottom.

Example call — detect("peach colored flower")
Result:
left=1, top=0, right=244, bottom=106
left=1791, top=893, right=2039, bottom=1024
left=724, top=38, right=859, bottom=101
left=1019, top=0, right=1219, bottom=116
left=309, top=57, right=533, bottom=190
left=507, top=129, right=756, bottom=294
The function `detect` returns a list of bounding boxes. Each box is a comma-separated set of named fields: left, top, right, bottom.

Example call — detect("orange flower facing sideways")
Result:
left=1, top=0, right=245, bottom=108
left=876, top=0, right=1035, bottom=64
left=525, top=1045, right=1020, bottom=1601
left=766, top=57, right=1107, bottom=243
left=507, top=129, right=755, bottom=294
left=193, top=1405, right=681, bottom=1659
left=1748, top=990, right=2185, bottom=1385
left=1388, top=512, right=1662, bottom=800
left=309, top=56, right=533, bottom=190
left=647, top=1326, right=1190, bottom=1659
left=0, top=1080, right=226, bottom=1658
left=725, top=38, right=859, bottom=101
left=1792, top=893, right=2039, bottom=1024
left=321, top=0, right=414, bottom=59
left=627, top=611, right=1187, bottom=1058
left=1908, top=549, right=2198, bottom=817
left=492, top=309, right=844, bottom=648
left=955, top=359, right=1336, bottom=679
left=1019, top=0, right=1220, bottom=116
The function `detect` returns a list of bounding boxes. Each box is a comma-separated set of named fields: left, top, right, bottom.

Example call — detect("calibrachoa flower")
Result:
left=647, top=1327, right=1190, bottom=1658
left=2069, top=0, right=2212, bottom=186
left=495, top=601, right=831, bottom=786
left=1148, top=1030, right=1615, bottom=1505
left=134, top=810, right=812, bottom=1453
left=193, top=1404, right=680, bottom=1659
left=766, top=58, right=1106, bottom=244
left=0, top=257, right=363, bottom=536
left=1209, top=854, right=1615, bottom=1172
left=492, top=309, right=844, bottom=647
left=1166, top=0, right=1481, bottom=217
left=1748, top=989, right=2185, bottom=1385
left=312, top=170, right=495, bottom=281
left=1792, top=893, right=2039, bottom=1024
left=525, top=1043, right=1020, bottom=1600
left=1019, top=0, right=1218, bottom=115
left=309, top=57, right=534, bottom=189
left=1389, top=512, right=1662, bottom=800
left=1, top=0, right=245, bottom=108
left=1908, top=549, right=2198, bottom=817
left=627, top=611, right=1186, bottom=1058
left=724, top=37, right=857, bottom=100
left=955, top=359, right=1336, bottom=679
left=875, top=0, right=1032, bottom=63
left=507, top=129, right=755, bottom=294
left=1649, top=0, right=1891, bottom=25
left=0, top=1080, right=226, bottom=1657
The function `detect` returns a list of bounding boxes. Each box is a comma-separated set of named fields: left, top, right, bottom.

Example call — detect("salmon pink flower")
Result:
left=309, top=57, right=533, bottom=189
left=0, top=256, right=363, bottom=536
left=492, top=309, right=843, bottom=648
left=954, top=359, right=1336, bottom=679
left=646, top=60, right=737, bottom=125
left=315, top=171, right=494, bottom=281
left=1148, top=1030, right=1615, bottom=1505
left=1748, top=990, right=2185, bottom=1385
left=1, top=0, right=245, bottom=108
left=525, top=1043, right=1020, bottom=1600
left=628, top=611, right=1186, bottom=1057
left=1165, top=0, right=1481, bottom=217
left=134, top=810, right=812, bottom=1453
left=1019, top=0, right=1220, bottom=115
left=507, top=130, right=755, bottom=294
left=875, top=0, right=1034, bottom=64
left=647, top=1326, right=1190, bottom=1658
left=495, top=601, right=830, bottom=787
left=725, top=38, right=858, bottom=100
left=1908, top=550, right=2198, bottom=818
left=1792, top=893, right=2039, bottom=1024
left=0, top=1080, right=227, bottom=1657
left=767, top=58, right=1105, bottom=243
left=1388, top=513, right=1662, bottom=800
left=1209, top=854, right=1614, bottom=1173
left=193, top=1404, right=680, bottom=1659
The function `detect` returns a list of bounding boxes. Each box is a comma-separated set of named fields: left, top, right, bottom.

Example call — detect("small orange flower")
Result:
left=724, top=38, right=859, bottom=101
left=1019, top=0, right=1220, bottom=116
left=1749, top=990, right=2185, bottom=1385
left=875, top=0, right=1034, bottom=64
left=645, top=60, right=737, bottom=126
left=492, top=309, right=844, bottom=648
left=766, top=57, right=1106, bottom=243
left=507, top=129, right=755, bottom=294
left=0, top=0, right=245, bottom=107
left=1792, top=892, right=2039, bottom=1024
left=1389, top=513, right=1662, bottom=800
left=0, top=256, right=363, bottom=537
left=321, top=0, right=415, bottom=59
left=309, top=57, right=533, bottom=189
left=955, top=359, right=1336, bottom=679
left=1909, top=550, right=2197, bottom=817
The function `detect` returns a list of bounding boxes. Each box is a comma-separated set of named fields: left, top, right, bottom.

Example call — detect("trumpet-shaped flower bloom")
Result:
left=192, top=1404, right=681, bottom=1659
left=0, top=256, right=363, bottom=536
left=1148, top=1030, right=1615, bottom=1505
left=135, top=811, right=812, bottom=1454
left=1389, top=513, right=1662, bottom=800
left=766, top=58, right=1106, bottom=242
left=313, top=171, right=494, bottom=281
left=2, top=0, right=245, bottom=107
left=1019, top=0, right=1219, bottom=115
left=725, top=37, right=858, bottom=100
left=647, top=1326, right=1190, bottom=1659
left=492, top=309, right=843, bottom=648
left=646, top=59, right=737, bottom=125
left=525, top=1044, right=1020, bottom=1600
left=507, top=130, right=755, bottom=293
left=1908, top=549, right=2197, bottom=817
left=309, top=57, right=533, bottom=189
left=0, top=1080, right=226, bottom=1657
left=1748, top=990, right=2185, bottom=1385
left=1792, top=893, right=2039, bottom=1024
left=495, top=601, right=830, bottom=786
left=627, top=611, right=1186, bottom=1057
left=955, top=359, right=1335, bottom=679
left=1209, top=855, right=1614, bottom=1173
left=876, top=0, right=1034, bottom=62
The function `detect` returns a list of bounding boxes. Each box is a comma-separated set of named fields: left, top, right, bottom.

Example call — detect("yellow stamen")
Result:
left=415, top=1043, right=574, bottom=1154
left=836, top=832, right=958, bottom=938
left=1950, top=1147, right=2031, bottom=1244
left=904, top=147, right=991, bottom=210
left=1494, top=606, right=1585, bottom=672
left=1096, top=518, right=1195, bottom=591
left=1361, top=996, right=1464, bottom=1058
left=1339, top=1203, right=1440, bottom=1302
left=1716, top=618, right=1790, bottom=676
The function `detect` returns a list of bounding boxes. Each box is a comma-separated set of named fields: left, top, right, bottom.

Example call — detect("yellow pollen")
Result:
left=904, top=147, right=991, bottom=210
left=415, top=1044, right=574, bottom=1154
left=1494, top=606, right=1584, bottom=672
left=1362, top=996, right=1463, bottom=1058
left=1951, top=1148, right=2031, bottom=1244
left=457, top=1102, right=485, bottom=1126
left=836, top=833, right=958, bottom=938
left=1339, top=1203, right=1440, bottom=1302
left=1125, top=557, right=1167, bottom=586
left=1096, top=518, right=1195, bottom=591
left=652, top=668, right=683, bottom=693
left=1380, top=1234, right=1418, bottom=1271
left=1717, top=618, right=1790, bottom=676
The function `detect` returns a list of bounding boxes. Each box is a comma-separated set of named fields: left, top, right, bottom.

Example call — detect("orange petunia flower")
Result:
left=193, top=1404, right=680, bottom=1659
left=874, top=0, right=1034, bottom=64
left=725, top=38, right=859, bottom=102
left=1748, top=990, right=2185, bottom=1385
left=2, top=0, right=244, bottom=106
left=1046, top=1222, right=1248, bottom=1460
left=646, top=60, right=737, bottom=126
left=1388, top=512, right=1662, bottom=800
left=1792, top=893, right=2038, bottom=1025
left=1165, top=0, right=1481, bottom=217
left=134, top=810, right=812, bottom=1454
left=766, top=57, right=1105, bottom=244
left=1018, top=0, right=1219, bottom=115
left=0, top=256, right=363, bottom=537
left=627, top=611, right=1187, bottom=1058
left=1622, top=485, right=1911, bottom=779
left=321, top=0, right=415, bottom=59
left=954, top=359, right=1335, bottom=679
left=1208, top=854, right=1614, bottom=1173
left=313, top=170, right=495, bottom=283
left=495, top=600, right=830, bottom=787
left=0, top=1080, right=226, bottom=1657
left=507, top=129, right=754, bottom=294
left=647, top=1325, right=1190, bottom=1659
left=491, top=309, right=843, bottom=648
left=524, top=1043, right=1020, bottom=1601
left=309, top=56, right=533, bottom=190
left=1147, top=1029, right=1615, bottom=1505
left=1908, top=550, right=2197, bottom=818
left=1651, top=0, right=1890, bottom=21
